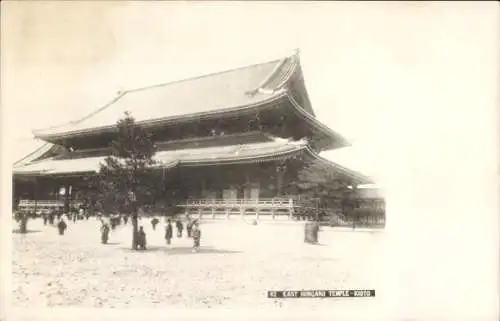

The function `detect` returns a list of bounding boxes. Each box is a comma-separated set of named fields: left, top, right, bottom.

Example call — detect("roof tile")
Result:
left=13, top=139, right=307, bottom=175
left=34, top=57, right=293, bottom=138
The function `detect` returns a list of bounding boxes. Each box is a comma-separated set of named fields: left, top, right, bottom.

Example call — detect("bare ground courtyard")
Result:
left=12, top=217, right=386, bottom=310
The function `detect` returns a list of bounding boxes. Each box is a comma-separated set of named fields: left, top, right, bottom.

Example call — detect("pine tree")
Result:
left=291, top=162, right=356, bottom=221
left=96, top=112, right=159, bottom=250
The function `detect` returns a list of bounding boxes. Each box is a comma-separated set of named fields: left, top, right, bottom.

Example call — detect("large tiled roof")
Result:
left=13, top=138, right=308, bottom=176
left=33, top=54, right=302, bottom=139
left=13, top=155, right=106, bottom=175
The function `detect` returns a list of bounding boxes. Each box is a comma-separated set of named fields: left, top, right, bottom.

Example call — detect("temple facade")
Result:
left=13, top=52, right=382, bottom=222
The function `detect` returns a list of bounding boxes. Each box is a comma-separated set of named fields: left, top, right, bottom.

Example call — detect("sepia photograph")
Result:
left=1, top=1, right=498, bottom=321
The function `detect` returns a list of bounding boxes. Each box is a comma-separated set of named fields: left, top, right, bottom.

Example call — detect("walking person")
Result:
left=186, top=218, right=193, bottom=238
left=137, top=226, right=147, bottom=250
left=48, top=211, right=55, bottom=225
left=165, top=219, right=173, bottom=245
left=110, top=215, right=117, bottom=230
left=175, top=219, right=183, bottom=238
left=78, top=207, right=85, bottom=221
left=57, top=217, right=68, bottom=235
left=192, top=221, right=201, bottom=252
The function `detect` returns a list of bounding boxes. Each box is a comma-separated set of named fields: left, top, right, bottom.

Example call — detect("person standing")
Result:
left=165, top=219, right=173, bottom=245
left=192, top=222, right=201, bottom=252
left=100, top=221, right=110, bottom=244
left=175, top=219, right=183, bottom=238
left=151, top=217, right=159, bottom=230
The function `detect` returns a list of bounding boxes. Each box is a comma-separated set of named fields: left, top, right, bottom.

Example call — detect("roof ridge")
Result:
left=124, top=57, right=287, bottom=95
left=263, top=55, right=299, bottom=91
left=252, top=58, right=288, bottom=91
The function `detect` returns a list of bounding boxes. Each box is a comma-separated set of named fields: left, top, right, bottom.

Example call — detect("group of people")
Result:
left=39, top=207, right=92, bottom=227
left=40, top=211, right=70, bottom=235
left=97, top=214, right=201, bottom=252
left=22, top=207, right=202, bottom=251
left=163, top=217, right=201, bottom=252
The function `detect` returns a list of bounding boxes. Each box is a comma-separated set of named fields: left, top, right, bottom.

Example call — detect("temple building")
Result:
left=13, top=51, right=383, bottom=222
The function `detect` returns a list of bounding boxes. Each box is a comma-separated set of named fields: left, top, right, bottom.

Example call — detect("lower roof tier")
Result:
left=13, top=138, right=372, bottom=184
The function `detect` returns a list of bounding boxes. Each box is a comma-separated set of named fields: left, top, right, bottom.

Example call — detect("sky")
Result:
left=1, top=2, right=499, bottom=319
left=1, top=1, right=497, bottom=182
left=0, top=1, right=460, bottom=180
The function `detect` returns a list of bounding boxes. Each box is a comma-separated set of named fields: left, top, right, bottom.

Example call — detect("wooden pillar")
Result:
left=201, top=179, right=206, bottom=198
left=63, top=182, right=70, bottom=213
left=244, top=172, right=251, bottom=199
left=256, top=198, right=260, bottom=221
left=225, top=199, right=229, bottom=220
left=351, top=183, right=359, bottom=227
left=275, top=161, right=287, bottom=197
left=33, top=178, right=39, bottom=215
left=271, top=198, right=275, bottom=220
left=288, top=197, right=294, bottom=220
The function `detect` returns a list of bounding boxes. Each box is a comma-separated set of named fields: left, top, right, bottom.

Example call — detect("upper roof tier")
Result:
left=33, top=51, right=347, bottom=150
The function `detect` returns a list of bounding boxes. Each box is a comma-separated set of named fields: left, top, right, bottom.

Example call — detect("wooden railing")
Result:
left=18, top=200, right=64, bottom=207
left=17, top=199, right=83, bottom=214
left=177, top=197, right=386, bottom=226
left=179, top=197, right=294, bottom=207
left=177, top=197, right=299, bottom=220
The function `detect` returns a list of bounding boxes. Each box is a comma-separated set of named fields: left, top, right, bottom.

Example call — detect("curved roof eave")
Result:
left=34, top=91, right=289, bottom=142
left=14, top=139, right=310, bottom=176
left=303, top=146, right=374, bottom=185
left=13, top=142, right=56, bottom=167
left=286, top=93, right=350, bottom=150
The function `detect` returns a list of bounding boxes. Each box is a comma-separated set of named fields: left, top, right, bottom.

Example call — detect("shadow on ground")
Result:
left=305, top=243, right=329, bottom=246
left=12, top=229, right=42, bottom=234
left=119, top=246, right=242, bottom=255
